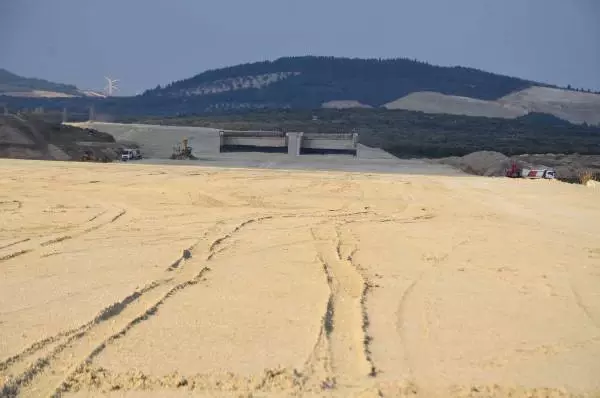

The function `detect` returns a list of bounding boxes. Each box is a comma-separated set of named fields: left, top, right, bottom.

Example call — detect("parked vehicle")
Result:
left=121, top=148, right=142, bottom=161
left=520, top=168, right=556, bottom=179
left=506, top=161, right=556, bottom=179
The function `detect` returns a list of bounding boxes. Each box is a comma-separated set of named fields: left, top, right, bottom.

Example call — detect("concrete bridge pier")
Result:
left=286, top=132, right=304, bottom=156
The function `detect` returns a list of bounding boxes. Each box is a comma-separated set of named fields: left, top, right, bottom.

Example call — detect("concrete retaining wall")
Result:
left=220, top=131, right=287, bottom=149
left=302, top=133, right=358, bottom=151
left=221, top=130, right=357, bottom=156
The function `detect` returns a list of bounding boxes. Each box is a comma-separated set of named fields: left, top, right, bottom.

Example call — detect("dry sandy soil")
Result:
left=0, top=159, right=599, bottom=398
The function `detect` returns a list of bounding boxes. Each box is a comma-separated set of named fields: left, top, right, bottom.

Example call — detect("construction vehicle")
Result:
left=506, top=161, right=556, bottom=179
left=170, top=138, right=197, bottom=160
left=80, top=150, right=95, bottom=162
left=120, top=148, right=142, bottom=161
left=80, top=150, right=111, bottom=163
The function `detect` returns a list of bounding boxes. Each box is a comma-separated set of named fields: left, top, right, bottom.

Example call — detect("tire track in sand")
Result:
left=0, top=239, right=31, bottom=251
left=394, top=238, right=468, bottom=382
left=0, top=208, right=127, bottom=264
left=297, top=249, right=335, bottom=392
left=0, top=280, right=167, bottom=394
left=336, top=225, right=378, bottom=378
left=0, top=216, right=266, bottom=398
left=207, top=216, right=273, bottom=260
left=309, top=223, right=372, bottom=388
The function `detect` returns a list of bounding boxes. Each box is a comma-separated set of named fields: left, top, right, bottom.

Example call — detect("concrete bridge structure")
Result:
left=66, top=122, right=359, bottom=158
left=220, top=130, right=358, bottom=156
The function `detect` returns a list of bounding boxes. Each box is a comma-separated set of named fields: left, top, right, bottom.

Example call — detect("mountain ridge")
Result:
left=143, top=56, right=538, bottom=106
left=136, top=56, right=600, bottom=125
left=3, top=56, right=600, bottom=125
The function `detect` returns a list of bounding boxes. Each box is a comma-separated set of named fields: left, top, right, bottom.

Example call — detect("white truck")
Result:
left=520, top=168, right=556, bottom=179
left=506, top=162, right=556, bottom=179
left=121, top=148, right=142, bottom=161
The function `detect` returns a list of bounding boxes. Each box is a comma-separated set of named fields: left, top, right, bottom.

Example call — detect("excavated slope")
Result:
left=384, top=86, right=600, bottom=125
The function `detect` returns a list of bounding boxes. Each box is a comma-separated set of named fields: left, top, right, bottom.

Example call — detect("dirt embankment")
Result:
left=0, top=115, right=121, bottom=161
left=438, top=151, right=600, bottom=181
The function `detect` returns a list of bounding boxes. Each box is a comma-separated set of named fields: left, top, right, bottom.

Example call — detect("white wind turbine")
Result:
left=104, top=76, right=119, bottom=96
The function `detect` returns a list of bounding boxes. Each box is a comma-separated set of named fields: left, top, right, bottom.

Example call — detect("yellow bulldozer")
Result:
left=80, top=149, right=111, bottom=163
left=80, top=150, right=95, bottom=161
left=170, top=138, right=197, bottom=160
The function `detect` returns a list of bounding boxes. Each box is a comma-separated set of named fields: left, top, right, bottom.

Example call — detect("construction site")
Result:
left=64, top=121, right=360, bottom=158
left=1, top=113, right=599, bottom=398
left=62, top=120, right=589, bottom=181
left=55, top=120, right=465, bottom=175
left=3, top=108, right=599, bottom=181
left=3, top=2, right=600, bottom=395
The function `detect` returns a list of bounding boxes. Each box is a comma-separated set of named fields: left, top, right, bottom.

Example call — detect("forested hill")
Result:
left=141, top=56, right=537, bottom=108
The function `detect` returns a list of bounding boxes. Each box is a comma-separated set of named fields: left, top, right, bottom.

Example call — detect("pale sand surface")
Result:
left=0, top=159, right=599, bottom=397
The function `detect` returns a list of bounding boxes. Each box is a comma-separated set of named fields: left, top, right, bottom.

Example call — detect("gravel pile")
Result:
left=439, top=151, right=600, bottom=180
left=439, top=151, right=530, bottom=177
left=0, top=115, right=117, bottom=161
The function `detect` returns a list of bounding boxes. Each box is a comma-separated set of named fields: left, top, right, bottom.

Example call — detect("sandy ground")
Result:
left=133, top=150, right=462, bottom=176
left=0, top=159, right=599, bottom=398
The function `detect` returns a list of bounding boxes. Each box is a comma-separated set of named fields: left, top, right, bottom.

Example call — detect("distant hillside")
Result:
left=498, top=86, right=600, bottom=125
left=383, top=86, right=600, bottom=125
left=143, top=56, right=535, bottom=107
left=383, top=91, right=528, bottom=118
left=137, top=56, right=600, bottom=125
left=3, top=56, right=600, bottom=125
left=0, top=68, right=81, bottom=98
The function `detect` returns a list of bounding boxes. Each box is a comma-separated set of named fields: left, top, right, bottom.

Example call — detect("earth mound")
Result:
left=0, top=115, right=118, bottom=161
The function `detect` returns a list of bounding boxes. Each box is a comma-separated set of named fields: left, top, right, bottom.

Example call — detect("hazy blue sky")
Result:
left=1, top=0, right=599, bottom=95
